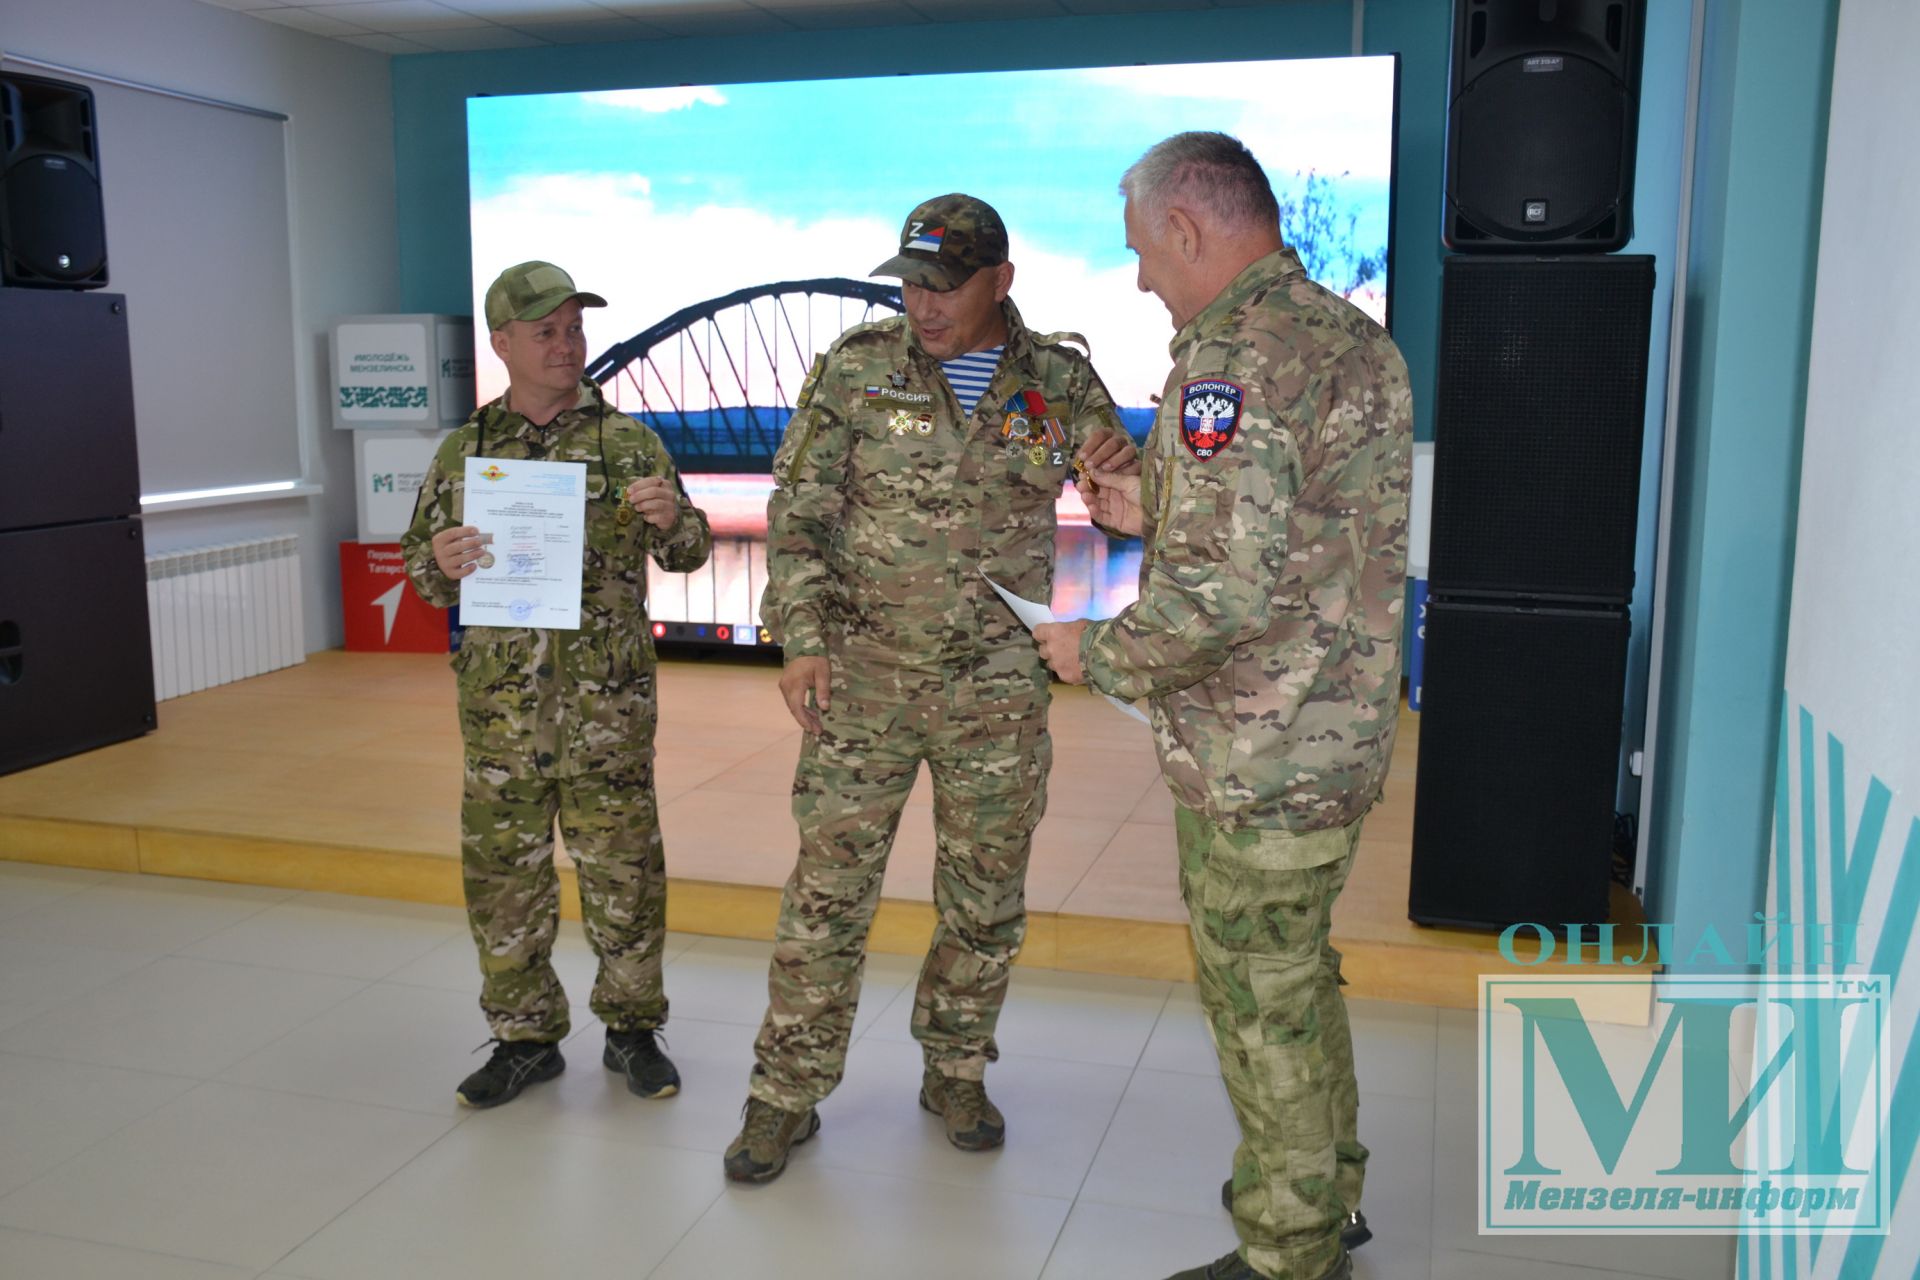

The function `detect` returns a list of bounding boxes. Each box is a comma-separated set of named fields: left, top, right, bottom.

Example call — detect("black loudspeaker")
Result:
left=0, top=72, right=108, bottom=289
left=0, top=289, right=141, bottom=530
left=0, top=519, right=157, bottom=775
left=1444, top=0, right=1646, bottom=251
left=0, top=286, right=150, bottom=772
left=1408, top=601, right=1629, bottom=930
left=1428, top=254, right=1654, bottom=603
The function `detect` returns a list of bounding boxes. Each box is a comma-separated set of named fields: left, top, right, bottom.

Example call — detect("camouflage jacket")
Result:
left=1082, top=249, right=1413, bottom=842
left=402, top=380, right=712, bottom=778
left=763, top=299, right=1123, bottom=704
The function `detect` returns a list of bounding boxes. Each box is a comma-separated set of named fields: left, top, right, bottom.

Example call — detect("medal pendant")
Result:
left=616, top=504, right=634, bottom=526
left=477, top=552, right=496, bottom=570
left=1027, top=444, right=1047, bottom=467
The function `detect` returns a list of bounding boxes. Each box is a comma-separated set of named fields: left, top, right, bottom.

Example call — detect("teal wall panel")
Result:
left=1642, top=0, right=1839, bottom=964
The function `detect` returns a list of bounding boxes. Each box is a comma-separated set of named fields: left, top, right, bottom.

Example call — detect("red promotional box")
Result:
left=339, top=541, right=449, bottom=652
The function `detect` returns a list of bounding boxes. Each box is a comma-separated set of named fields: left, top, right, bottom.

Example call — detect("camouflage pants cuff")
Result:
left=922, top=1050, right=990, bottom=1082
left=487, top=1016, right=568, bottom=1044
left=1240, top=1229, right=1344, bottom=1280
left=599, top=1011, right=666, bottom=1034
left=747, top=1070, right=820, bottom=1114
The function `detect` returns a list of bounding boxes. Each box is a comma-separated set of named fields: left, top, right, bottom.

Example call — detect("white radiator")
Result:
left=145, top=536, right=305, bottom=701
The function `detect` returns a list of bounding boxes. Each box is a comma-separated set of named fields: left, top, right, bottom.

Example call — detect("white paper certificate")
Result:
left=460, top=456, right=587, bottom=630
left=982, top=573, right=1149, bottom=725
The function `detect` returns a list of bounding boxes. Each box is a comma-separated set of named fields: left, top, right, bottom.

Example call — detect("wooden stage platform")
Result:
left=0, top=651, right=1650, bottom=1011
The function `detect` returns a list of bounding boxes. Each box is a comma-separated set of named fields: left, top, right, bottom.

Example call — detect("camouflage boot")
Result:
left=1165, top=1250, right=1350, bottom=1280
left=723, top=1098, right=820, bottom=1184
left=919, top=1067, right=1005, bottom=1151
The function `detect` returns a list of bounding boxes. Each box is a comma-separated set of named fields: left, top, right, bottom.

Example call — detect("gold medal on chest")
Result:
left=889, top=409, right=917, bottom=436
left=616, top=504, right=635, bottom=526
left=1027, top=443, right=1047, bottom=467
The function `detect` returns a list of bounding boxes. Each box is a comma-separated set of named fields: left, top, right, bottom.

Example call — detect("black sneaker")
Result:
left=604, top=1028, right=680, bottom=1099
left=456, top=1039, right=564, bottom=1108
left=1220, top=1180, right=1371, bottom=1250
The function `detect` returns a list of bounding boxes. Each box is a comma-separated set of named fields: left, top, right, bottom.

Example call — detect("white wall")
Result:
left=0, top=0, right=400, bottom=651
left=1750, top=0, right=1920, bottom=1275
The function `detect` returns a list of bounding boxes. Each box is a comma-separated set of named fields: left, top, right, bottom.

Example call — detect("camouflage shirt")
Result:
left=403, top=379, right=712, bottom=779
left=1082, top=248, right=1413, bottom=838
left=763, top=299, right=1123, bottom=702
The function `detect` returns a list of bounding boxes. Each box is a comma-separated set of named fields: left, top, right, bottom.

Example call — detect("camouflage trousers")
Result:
left=1178, top=805, right=1370, bottom=1280
left=748, top=689, right=1051, bottom=1111
left=461, top=760, right=669, bottom=1043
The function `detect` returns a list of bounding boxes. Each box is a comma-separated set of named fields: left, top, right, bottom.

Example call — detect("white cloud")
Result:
left=1006, top=236, right=1177, bottom=410
left=579, top=86, right=727, bottom=113
left=1077, top=58, right=1398, bottom=181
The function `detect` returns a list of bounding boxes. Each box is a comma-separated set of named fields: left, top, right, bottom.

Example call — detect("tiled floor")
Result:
left=0, top=860, right=1734, bottom=1280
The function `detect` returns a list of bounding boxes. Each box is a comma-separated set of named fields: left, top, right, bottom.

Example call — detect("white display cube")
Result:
left=330, top=314, right=475, bottom=430
left=353, top=428, right=452, bottom=543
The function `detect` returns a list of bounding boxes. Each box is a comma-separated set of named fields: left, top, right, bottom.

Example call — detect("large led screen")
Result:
left=467, top=57, right=1398, bottom=646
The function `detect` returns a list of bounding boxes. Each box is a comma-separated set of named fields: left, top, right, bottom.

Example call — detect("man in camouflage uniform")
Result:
left=403, top=261, right=712, bottom=1109
left=1037, top=134, right=1412, bottom=1280
left=723, top=195, right=1139, bottom=1182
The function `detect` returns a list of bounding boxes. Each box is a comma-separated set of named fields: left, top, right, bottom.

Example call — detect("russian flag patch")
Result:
left=906, top=226, right=946, bottom=253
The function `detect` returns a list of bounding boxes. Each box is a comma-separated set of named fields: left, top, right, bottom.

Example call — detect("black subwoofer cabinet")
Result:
left=0, top=287, right=153, bottom=774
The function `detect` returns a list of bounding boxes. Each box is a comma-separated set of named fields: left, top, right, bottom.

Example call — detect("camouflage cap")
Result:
left=870, top=193, right=1009, bottom=291
left=483, top=261, right=608, bottom=331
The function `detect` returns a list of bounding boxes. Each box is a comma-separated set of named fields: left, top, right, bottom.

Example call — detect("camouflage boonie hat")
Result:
left=484, top=261, right=608, bottom=331
left=870, top=193, right=1009, bottom=291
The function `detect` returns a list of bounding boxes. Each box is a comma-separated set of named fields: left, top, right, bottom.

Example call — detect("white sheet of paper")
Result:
left=460, top=456, right=587, bottom=630
left=983, top=574, right=1150, bottom=725
left=985, top=573, right=1056, bottom=629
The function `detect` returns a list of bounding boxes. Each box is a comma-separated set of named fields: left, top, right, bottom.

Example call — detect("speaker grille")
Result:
left=1445, top=0, right=1644, bottom=250
left=1429, top=256, right=1654, bottom=602
left=1455, top=57, right=1625, bottom=240
left=0, top=72, right=108, bottom=289
left=5, top=155, right=106, bottom=281
left=1408, top=602, right=1629, bottom=930
left=0, top=519, right=157, bottom=776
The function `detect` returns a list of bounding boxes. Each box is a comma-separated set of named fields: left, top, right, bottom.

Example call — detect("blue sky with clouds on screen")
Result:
left=467, top=57, right=1395, bottom=408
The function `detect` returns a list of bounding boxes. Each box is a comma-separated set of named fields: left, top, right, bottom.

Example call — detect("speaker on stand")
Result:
left=1444, top=0, right=1647, bottom=252
left=0, top=71, right=108, bottom=289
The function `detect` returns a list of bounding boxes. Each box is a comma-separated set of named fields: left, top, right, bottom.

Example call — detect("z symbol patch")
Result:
left=1180, top=379, right=1243, bottom=460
